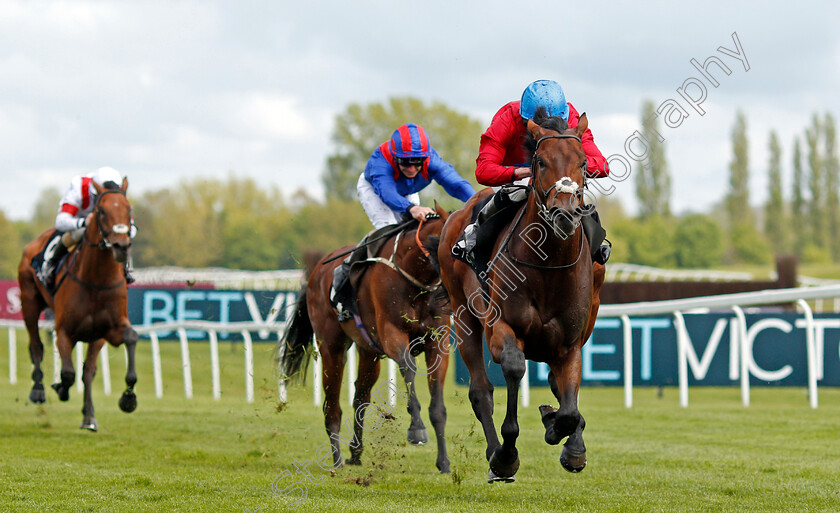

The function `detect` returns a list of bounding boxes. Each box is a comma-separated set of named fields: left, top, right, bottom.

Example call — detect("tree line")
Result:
left=0, top=97, right=835, bottom=278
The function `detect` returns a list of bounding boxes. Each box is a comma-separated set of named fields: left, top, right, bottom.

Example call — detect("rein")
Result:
left=485, top=132, right=587, bottom=272
left=66, top=188, right=129, bottom=291
left=363, top=217, right=442, bottom=292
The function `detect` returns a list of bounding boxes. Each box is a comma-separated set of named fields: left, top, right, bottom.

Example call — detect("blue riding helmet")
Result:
left=520, top=80, right=569, bottom=121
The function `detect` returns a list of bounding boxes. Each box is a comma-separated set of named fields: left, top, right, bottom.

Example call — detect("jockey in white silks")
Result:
left=37, top=166, right=137, bottom=289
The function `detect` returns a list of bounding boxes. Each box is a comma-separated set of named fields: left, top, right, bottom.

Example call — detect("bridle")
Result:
left=530, top=133, right=587, bottom=217
left=83, top=189, right=131, bottom=251
left=363, top=215, right=442, bottom=292
left=491, top=132, right=588, bottom=271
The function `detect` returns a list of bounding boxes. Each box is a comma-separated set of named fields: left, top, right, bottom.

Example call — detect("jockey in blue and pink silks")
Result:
left=356, top=122, right=475, bottom=228
left=331, top=123, right=476, bottom=320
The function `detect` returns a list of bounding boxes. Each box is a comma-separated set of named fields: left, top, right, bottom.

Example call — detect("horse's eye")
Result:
left=537, top=157, right=546, bottom=169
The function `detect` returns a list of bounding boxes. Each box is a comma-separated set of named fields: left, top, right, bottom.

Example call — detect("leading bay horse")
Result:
left=279, top=203, right=452, bottom=473
left=18, top=178, right=139, bottom=431
left=438, top=112, right=605, bottom=482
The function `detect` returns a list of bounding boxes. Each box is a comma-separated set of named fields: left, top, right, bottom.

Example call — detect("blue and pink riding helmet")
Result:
left=389, top=123, right=431, bottom=165
left=520, top=80, right=569, bottom=121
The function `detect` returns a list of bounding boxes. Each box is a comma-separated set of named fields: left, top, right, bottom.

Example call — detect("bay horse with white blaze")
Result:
left=279, top=204, right=452, bottom=473
left=438, top=111, right=605, bottom=482
left=18, top=178, right=139, bottom=431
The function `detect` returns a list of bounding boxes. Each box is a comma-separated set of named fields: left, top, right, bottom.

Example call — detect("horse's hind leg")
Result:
left=542, top=346, right=586, bottom=473
left=80, top=340, right=105, bottom=431
left=425, top=337, right=450, bottom=474
left=51, top=329, right=75, bottom=402
left=319, top=333, right=349, bottom=469
left=22, top=298, right=47, bottom=404
left=117, top=325, right=138, bottom=413
left=347, top=349, right=381, bottom=466
left=488, top=331, right=525, bottom=481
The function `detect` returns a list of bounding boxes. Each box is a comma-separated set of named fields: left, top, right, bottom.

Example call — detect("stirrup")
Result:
left=336, top=309, right=352, bottom=322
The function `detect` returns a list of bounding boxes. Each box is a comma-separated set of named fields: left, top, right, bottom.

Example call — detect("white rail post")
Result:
left=520, top=362, right=530, bottom=408
left=347, top=343, right=357, bottom=407
left=177, top=328, right=193, bottom=399
left=796, top=299, right=819, bottom=409
left=149, top=331, right=164, bottom=398
left=313, top=335, right=322, bottom=407
left=673, top=311, right=689, bottom=408
left=100, top=344, right=111, bottom=396
left=75, top=343, right=83, bottom=392
left=277, top=331, right=287, bottom=404
left=52, top=330, right=60, bottom=385
left=621, top=314, right=633, bottom=408
left=8, top=327, right=17, bottom=385
left=731, top=306, right=749, bottom=407
left=388, top=359, right=397, bottom=408
left=242, top=330, right=254, bottom=404
left=209, top=330, right=221, bottom=400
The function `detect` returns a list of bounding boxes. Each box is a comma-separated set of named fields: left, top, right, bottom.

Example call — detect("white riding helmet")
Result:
left=92, top=166, right=123, bottom=187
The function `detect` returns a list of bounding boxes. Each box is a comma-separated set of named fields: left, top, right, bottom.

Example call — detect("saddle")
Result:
left=465, top=194, right=523, bottom=284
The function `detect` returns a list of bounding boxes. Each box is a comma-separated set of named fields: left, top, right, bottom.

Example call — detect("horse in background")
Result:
left=437, top=113, right=605, bottom=482
left=279, top=203, right=452, bottom=473
left=18, top=178, right=139, bottom=431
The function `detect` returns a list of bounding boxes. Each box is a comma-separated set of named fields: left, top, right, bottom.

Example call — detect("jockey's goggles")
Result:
left=397, top=158, right=425, bottom=167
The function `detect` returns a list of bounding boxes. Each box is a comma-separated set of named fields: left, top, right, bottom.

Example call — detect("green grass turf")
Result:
left=1, top=329, right=839, bottom=512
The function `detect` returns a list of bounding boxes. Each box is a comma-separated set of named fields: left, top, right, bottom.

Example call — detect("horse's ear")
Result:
left=434, top=200, right=449, bottom=221
left=526, top=119, right=542, bottom=139
left=575, top=113, right=588, bottom=138
left=92, top=180, right=104, bottom=195
left=121, top=176, right=129, bottom=192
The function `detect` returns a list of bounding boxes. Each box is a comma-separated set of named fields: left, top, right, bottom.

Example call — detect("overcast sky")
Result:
left=1, top=1, right=838, bottom=222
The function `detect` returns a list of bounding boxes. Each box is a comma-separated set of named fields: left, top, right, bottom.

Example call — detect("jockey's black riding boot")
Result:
left=39, top=234, right=69, bottom=290
left=581, top=210, right=611, bottom=265
left=331, top=259, right=353, bottom=322
left=452, top=186, right=528, bottom=263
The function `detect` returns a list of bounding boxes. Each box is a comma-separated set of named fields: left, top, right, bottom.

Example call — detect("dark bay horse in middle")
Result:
left=280, top=203, right=452, bottom=473
left=438, top=112, right=605, bottom=482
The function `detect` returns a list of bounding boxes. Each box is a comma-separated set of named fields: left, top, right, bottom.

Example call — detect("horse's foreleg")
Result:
left=118, top=325, right=138, bottom=413
left=488, top=333, right=525, bottom=482
left=544, top=346, right=586, bottom=473
left=80, top=340, right=104, bottom=431
left=347, top=350, right=380, bottom=466
left=51, top=330, right=75, bottom=402
left=425, top=340, right=450, bottom=474
left=397, top=351, right=428, bottom=446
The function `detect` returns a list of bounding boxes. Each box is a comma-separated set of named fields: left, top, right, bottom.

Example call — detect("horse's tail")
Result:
left=277, top=285, right=314, bottom=384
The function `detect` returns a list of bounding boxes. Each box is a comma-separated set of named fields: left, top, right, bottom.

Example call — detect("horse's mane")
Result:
left=524, top=106, right=569, bottom=156
left=102, top=181, right=121, bottom=191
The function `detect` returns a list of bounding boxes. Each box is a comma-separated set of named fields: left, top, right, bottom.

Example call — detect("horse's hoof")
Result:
left=29, top=384, right=46, bottom=404
left=489, top=447, right=520, bottom=479
left=118, top=389, right=137, bottom=413
left=487, top=469, right=516, bottom=483
left=52, top=382, right=69, bottom=402
left=80, top=418, right=98, bottom=432
left=407, top=427, right=428, bottom=445
left=346, top=456, right=362, bottom=466
left=437, top=459, right=451, bottom=474
left=560, top=448, right=587, bottom=473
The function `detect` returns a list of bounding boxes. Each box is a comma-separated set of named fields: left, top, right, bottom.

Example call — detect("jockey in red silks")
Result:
left=331, top=123, right=477, bottom=321
left=357, top=122, right=475, bottom=229
left=452, top=80, right=612, bottom=265
left=37, top=166, right=137, bottom=290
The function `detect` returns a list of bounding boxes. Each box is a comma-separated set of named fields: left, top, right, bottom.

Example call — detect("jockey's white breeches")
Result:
left=356, top=174, right=420, bottom=229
